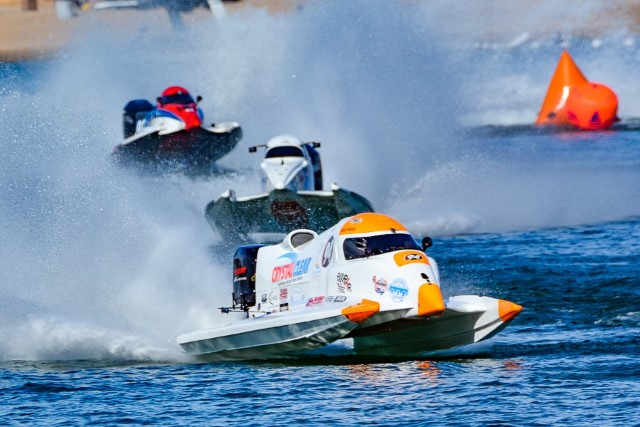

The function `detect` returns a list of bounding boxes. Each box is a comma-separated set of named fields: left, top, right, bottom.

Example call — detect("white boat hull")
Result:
left=177, top=299, right=379, bottom=361
left=177, top=296, right=521, bottom=361
left=349, top=296, right=520, bottom=357
left=177, top=213, right=523, bottom=361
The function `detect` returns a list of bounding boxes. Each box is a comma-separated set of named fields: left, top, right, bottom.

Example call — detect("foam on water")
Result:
left=1, top=0, right=639, bottom=361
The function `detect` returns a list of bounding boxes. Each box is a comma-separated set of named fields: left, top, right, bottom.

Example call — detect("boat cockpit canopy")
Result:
left=265, top=146, right=304, bottom=158
left=343, top=232, right=421, bottom=260
left=159, top=92, right=196, bottom=106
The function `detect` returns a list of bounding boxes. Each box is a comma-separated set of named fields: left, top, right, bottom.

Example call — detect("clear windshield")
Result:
left=343, top=233, right=420, bottom=260
left=265, top=146, right=304, bottom=158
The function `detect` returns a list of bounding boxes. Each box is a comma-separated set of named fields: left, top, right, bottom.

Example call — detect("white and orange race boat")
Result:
left=536, top=50, right=619, bottom=131
left=177, top=213, right=522, bottom=361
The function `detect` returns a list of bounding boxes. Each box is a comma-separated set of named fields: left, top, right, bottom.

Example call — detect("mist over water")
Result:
left=1, top=1, right=639, bottom=361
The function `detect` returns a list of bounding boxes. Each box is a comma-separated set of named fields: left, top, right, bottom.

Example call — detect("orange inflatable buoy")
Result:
left=536, top=50, right=587, bottom=125
left=566, top=82, right=619, bottom=130
left=536, top=50, right=619, bottom=131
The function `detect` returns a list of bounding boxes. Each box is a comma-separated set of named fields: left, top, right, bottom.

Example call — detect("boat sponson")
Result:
left=177, top=310, right=361, bottom=360
left=113, top=123, right=242, bottom=167
left=205, top=188, right=374, bottom=241
left=350, top=296, right=518, bottom=356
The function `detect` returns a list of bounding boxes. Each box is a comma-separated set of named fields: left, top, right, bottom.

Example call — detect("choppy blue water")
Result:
left=1, top=1, right=639, bottom=425
left=3, top=218, right=639, bottom=426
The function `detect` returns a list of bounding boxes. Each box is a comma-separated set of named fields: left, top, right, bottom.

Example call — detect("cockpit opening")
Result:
left=158, top=93, right=196, bottom=106
left=343, top=233, right=421, bottom=260
left=265, top=146, right=304, bottom=158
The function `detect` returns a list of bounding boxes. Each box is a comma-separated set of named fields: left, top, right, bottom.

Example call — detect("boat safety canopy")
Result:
left=343, top=233, right=420, bottom=260
left=265, top=146, right=305, bottom=158
left=158, top=92, right=196, bottom=106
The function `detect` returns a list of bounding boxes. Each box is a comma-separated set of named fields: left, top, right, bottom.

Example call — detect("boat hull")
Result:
left=112, top=122, right=242, bottom=172
left=349, top=296, right=520, bottom=357
left=177, top=301, right=369, bottom=361
left=205, top=188, right=374, bottom=242
left=177, top=296, right=521, bottom=361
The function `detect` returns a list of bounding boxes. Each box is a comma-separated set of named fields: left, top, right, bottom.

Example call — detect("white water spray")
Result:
left=0, top=0, right=638, bottom=361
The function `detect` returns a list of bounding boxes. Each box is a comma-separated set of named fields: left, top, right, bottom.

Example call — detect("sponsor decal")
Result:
left=335, top=295, right=347, bottom=303
left=321, top=236, right=334, bottom=268
left=272, top=254, right=313, bottom=283
left=289, top=286, right=306, bottom=306
left=279, top=303, right=289, bottom=311
left=234, top=266, right=247, bottom=275
left=326, top=296, right=335, bottom=303
left=373, top=275, right=388, bottom=295
left=389, top=278, right=409, bottom=303
left=280, top=288, right=288, bottom=302
left=261, top=293, right=267, bottom=303
left=269, top=292, right=279, bottom=305
left=306, top=296, right=325, bottom=307
left=337, top=273, right=352, bottom=293
left=340, top=218, right=362, bottom=234
left=394, top=251, right=429, bottom=267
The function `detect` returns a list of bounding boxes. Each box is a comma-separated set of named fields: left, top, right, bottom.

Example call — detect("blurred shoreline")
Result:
left=0, top=0, right=302, bottom=62
left=1, top=0, right=639, bottom=62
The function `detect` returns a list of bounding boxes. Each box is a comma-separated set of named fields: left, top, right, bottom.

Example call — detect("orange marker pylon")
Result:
left=536, top=50, right=588, bottom=125
left=566, top=82, right=619, bottom=130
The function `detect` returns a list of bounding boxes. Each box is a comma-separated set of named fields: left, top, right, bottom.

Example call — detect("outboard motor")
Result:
left=232, top=244, right=265, bottom=311
left=305, top=142, right=323, bottom=190
left=122, top=99, right=154, bottom=138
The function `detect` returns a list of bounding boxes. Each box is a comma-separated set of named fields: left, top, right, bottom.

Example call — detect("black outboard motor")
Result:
left=232, top=244, right=265, bottom=311
left=305, top=142, right=323, bottom=190
left=122, top=99, right=154, bottom=139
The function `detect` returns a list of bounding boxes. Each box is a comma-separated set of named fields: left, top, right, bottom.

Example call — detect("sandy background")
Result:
left=0, top=0, right=302, bottom=61
left=1, top=0, right=639, bottom=62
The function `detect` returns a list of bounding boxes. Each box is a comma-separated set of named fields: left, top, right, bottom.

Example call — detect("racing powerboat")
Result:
left=177, top=212, right=523, bottom=361
left=205, top=134, right=374, bottom=242
left=112, top=86, right=242, bottom=173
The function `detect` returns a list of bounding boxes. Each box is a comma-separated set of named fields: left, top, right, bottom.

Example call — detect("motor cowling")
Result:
left=232, top=244, right=265, bottom=310
left=122, top=99, right=154, bottom=139
left=304, top=143, right=323, bottom=190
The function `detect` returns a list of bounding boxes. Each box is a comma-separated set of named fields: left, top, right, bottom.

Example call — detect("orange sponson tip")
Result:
left=536, top=50, right=588, bottom=125
left=498, top=300, right=523, bottom=322
left=418, top=283, right=445, bottom=317
left=342, top=299, right=380, bottom=323
left=566, top=81, right=619, bottom=130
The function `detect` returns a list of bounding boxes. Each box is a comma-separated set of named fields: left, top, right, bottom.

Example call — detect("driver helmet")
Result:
left=157, top=86, right=195, bottom=106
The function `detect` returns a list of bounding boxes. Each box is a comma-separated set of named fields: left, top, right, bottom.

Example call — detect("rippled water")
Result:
left=1, top=1, right=640, bottom=425
left=2, top=218, right=638, bottom=425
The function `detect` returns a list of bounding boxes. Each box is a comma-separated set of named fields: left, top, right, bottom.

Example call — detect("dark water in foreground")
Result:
left=2, top=2, right=640, bottom=425
left=2, top=217, right=639, bottom=426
